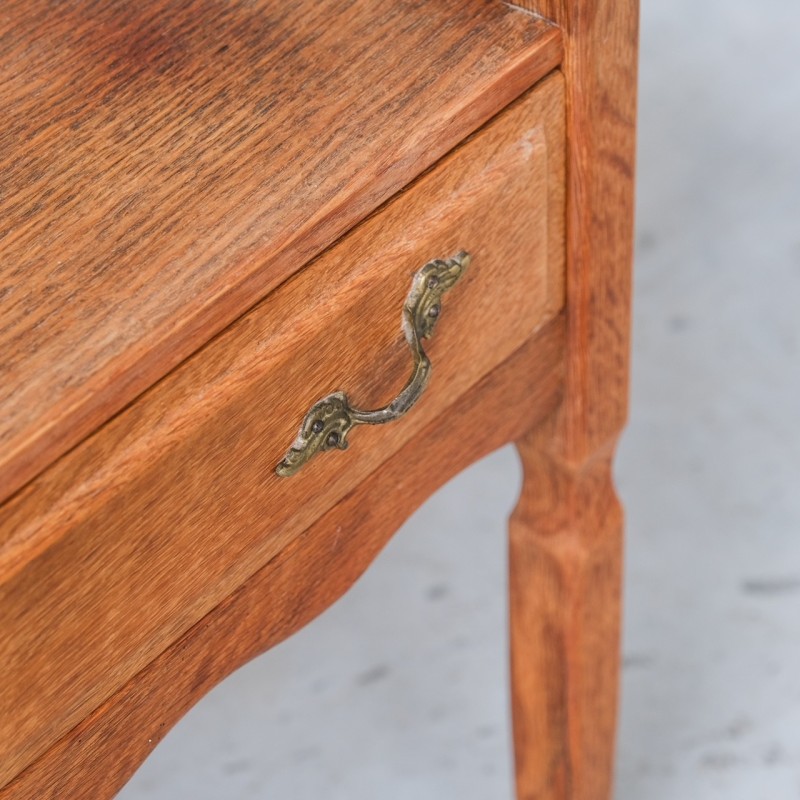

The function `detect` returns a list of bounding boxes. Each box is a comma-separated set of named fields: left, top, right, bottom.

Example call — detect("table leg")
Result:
left=509, top=423, right=623, bottom=800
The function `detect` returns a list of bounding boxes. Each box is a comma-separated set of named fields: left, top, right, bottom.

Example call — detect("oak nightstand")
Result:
left=0, top=2, right=637, bottom=798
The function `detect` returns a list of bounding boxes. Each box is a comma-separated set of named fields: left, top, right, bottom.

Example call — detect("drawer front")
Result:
left=0, top=73, right=564, bottom=784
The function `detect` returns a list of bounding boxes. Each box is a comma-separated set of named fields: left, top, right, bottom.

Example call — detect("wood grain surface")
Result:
left=510, top=424, right=624, bottom=800
left=518, top=0, right=639, bottom=459
left=0, top=314, right=566, bottom=800
left=0, top=75, right=565, bottom=789
left=0, top=0, right=562, bottom=505
left=510, top=2, right=638, bottom=798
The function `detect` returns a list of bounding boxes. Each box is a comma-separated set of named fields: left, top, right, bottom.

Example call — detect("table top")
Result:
left=0, top=0, right=560, bottom=506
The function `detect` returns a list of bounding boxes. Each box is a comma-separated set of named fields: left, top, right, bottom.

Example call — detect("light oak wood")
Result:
left=0, top=0, right=562, bottom=505
left=0, top=315, right=566, bottom=800
left=0, top=76, right=566, bottom=788
left=510, top=423, right=623, bottom=800
left=527, top=0, right=639, bottom=456
left=1, top=1, right=639, bottom=796
left=511, top=1, right=639, bottom=798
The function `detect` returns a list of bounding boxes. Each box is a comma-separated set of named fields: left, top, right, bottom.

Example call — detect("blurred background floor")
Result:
left=120, top=1, right=800, bottom=797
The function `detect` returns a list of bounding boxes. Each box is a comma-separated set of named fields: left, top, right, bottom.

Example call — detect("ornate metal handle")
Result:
left=276, top=251, right=471, bottom=477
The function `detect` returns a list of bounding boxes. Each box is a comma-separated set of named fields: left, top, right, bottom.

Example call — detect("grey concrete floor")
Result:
left=120, top=1, right=800, bottom=797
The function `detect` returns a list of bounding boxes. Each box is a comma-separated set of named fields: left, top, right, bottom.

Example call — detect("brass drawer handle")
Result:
left=276, top=251, right=471, bottom=477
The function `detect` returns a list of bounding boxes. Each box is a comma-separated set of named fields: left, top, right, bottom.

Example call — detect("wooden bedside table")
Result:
left=0, top=2, right=637, bottom=798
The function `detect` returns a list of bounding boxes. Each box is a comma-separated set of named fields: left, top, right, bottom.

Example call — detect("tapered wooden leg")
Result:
left=509, top=423, right=623, bottom=800
left=507, top=0, right=635, bottom=793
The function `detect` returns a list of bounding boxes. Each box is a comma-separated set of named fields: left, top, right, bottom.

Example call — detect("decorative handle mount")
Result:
left=276, top=250, right=471, bottom=477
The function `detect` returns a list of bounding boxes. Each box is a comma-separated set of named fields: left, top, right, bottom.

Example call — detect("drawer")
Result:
left=0, top=73, right=565, bottom=784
